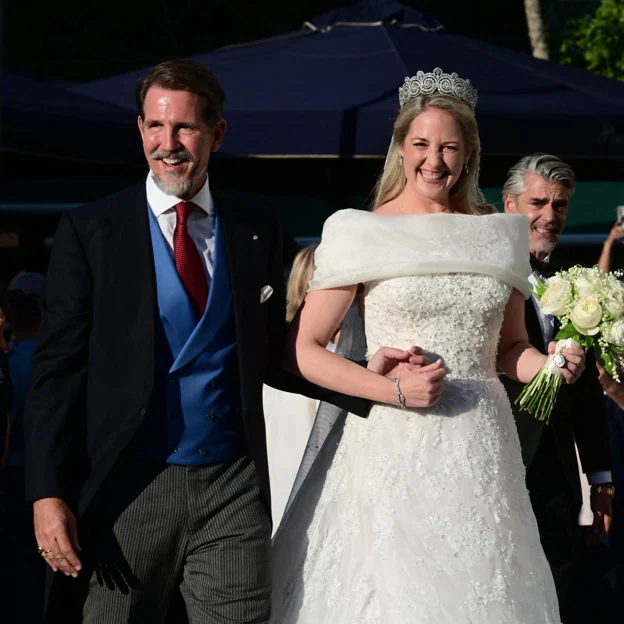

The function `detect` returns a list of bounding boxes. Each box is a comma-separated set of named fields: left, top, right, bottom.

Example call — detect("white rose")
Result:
left=575, top=274, right=601, bottom=298
left=606, top=318, right=624, bottom=346
left=569, top=297, right=603, bottom=335
left=540, top=279, right=571, bottom=317
left=546, top=275, right=564, bottom=285
left=605, top=293, right=624, bottom=318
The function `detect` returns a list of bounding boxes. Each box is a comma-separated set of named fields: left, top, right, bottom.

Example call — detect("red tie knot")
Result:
left=174, top=201, right=197, bottom=225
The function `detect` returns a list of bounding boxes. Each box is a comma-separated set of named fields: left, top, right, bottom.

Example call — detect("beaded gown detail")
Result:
left=270, top=210, right=561, bottom=623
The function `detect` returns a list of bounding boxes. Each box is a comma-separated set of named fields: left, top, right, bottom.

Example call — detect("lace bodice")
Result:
left=365, top=274, right=510, bottom=380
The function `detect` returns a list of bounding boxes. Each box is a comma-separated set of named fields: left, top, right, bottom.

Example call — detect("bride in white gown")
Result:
left=269, top=69, right=586, bottom=623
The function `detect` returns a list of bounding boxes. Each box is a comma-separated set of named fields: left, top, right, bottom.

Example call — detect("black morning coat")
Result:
left=24, top=182, right=369, bottom=520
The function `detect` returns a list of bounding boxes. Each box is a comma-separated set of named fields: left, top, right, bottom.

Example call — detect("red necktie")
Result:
left=173, top=201, right=209, bottom=318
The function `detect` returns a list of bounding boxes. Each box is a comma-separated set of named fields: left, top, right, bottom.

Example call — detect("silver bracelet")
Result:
left=392, top=377, right=406, bottom=409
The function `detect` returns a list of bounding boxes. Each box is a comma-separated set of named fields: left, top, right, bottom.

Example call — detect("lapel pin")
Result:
left=253, top=235, right=259, bottom=241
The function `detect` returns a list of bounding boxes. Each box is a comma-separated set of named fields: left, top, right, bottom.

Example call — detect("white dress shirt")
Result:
left=529, top=262, right=611, bottom=487
left=528, top=270, right=555, bottom=350
left=146, top=172, right=215, bottom=286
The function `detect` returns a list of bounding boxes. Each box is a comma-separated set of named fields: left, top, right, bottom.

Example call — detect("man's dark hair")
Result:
left=136, top=59, right=226, bottom=127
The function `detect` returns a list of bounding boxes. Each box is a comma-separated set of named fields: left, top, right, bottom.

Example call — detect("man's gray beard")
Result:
left=531, top=237, right=559, bottom=257
left=152, top=171, right=195, bottom=197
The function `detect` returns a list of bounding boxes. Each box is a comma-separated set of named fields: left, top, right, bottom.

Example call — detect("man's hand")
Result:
left=596, top=361, right=620, bottom=395
left=367, top=346, right=431, bottom=378
left=587, top=485, right=614, bottom=546
left=33, top=497, right=82, bottom=577
left=547, top=342, right=585, bottom=384
left=596, top=361, right=624, bottom=410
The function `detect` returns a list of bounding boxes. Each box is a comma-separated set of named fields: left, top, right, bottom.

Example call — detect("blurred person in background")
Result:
left=263, top=245, right=321, bottom=530
left=264, top=244, right=424, bottom=531
left=502, top=153, right=613, bottom=621
left=0, top=306, right=10, bottom=353
left=0, top=345, right=12, bottom=615
left=598, top=221, right=624, bottom=274
left=596, top=358, right=624, bottom=608
left=0, top=344, right=11, bottom=468
left=1, top=273, right=46, bottom=623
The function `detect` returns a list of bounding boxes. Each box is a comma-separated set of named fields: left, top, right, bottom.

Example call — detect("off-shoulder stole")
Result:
left=309, top=209, right=533, bottom=299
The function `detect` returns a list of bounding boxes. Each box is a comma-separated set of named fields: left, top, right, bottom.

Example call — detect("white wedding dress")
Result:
left=270, top=210, right=562, bottom=623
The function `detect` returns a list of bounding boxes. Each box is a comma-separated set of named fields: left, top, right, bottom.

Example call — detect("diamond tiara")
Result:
left=398, top=68, right=478, bottom=110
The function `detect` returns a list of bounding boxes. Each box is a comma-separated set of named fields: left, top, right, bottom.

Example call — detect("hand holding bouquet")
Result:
left=516, top=265, right=624, bottom=423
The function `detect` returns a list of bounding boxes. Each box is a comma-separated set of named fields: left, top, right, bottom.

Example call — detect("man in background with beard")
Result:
left=502, top=153, right=613, bottom=621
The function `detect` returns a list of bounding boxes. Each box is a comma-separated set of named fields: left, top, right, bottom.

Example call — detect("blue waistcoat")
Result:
left=130, top=204, right=247, bottom=465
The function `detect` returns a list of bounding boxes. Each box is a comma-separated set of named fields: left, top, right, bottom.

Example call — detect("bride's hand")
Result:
left=547, top=342, right=585, bottom=384
left=367, top=346, right=431, bottom=377
left=396, top=359, right=446, bottom=408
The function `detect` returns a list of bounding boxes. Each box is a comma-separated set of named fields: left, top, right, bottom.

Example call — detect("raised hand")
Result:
left=33, top=497, right=82, bottom=578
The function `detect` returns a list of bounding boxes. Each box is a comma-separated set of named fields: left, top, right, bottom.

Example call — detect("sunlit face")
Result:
left=138, top=87, right=226, bottom=199
left=399, top=107, right=469, bottom=204
left=504, top=172, right=570, bottom=259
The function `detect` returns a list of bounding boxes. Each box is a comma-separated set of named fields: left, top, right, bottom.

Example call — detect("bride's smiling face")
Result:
left=399, top=107, right=468, bottom=203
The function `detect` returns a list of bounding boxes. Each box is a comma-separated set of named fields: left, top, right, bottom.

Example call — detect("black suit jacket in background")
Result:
left=24, top=181, right=368, bottom=520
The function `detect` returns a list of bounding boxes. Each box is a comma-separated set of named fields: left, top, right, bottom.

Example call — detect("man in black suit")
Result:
left=502, top=153, right=613, bottom=621
left=24, top=60, right=427, bottom=623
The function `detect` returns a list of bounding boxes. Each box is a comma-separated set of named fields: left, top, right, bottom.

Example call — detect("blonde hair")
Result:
left=286, top=244, right=318, bottom=323
left=372, top=94, right=489, bottom=214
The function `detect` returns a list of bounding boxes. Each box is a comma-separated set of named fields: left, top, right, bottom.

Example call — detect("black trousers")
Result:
left=527, top=429, right=582, bottom=623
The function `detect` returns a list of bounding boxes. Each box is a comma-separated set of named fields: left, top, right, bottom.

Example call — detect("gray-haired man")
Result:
left=502, top=153, right=613, bottom=620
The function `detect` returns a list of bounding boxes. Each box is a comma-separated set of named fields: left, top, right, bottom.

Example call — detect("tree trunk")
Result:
left=524, top=0, right=549, bottom=61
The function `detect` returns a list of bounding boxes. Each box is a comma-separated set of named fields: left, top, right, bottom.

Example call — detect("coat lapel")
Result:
left=525, top=297, right=546, bottom=353
left=105, top=181, right=157, bottom=406
left=216, top=192, right=272, bottom=409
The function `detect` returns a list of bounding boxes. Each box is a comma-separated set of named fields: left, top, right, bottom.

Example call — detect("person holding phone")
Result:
left=597, top=211, right=624, bottom=273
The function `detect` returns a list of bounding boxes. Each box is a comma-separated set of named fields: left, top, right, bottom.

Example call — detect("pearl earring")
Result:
left=464, top=162, right=470, bottom=174
left=399, top=155, right=404, bottom=166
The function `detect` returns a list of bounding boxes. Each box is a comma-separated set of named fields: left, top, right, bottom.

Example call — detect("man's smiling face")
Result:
left=137, top=86, right=225, bottom=199
left=504, top=172, right=570, bottom=260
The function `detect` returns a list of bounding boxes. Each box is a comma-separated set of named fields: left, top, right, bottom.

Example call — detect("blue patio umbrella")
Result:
left=2, top=73, right=142, bottom=164
left=72, top=0, right=624, bottom=158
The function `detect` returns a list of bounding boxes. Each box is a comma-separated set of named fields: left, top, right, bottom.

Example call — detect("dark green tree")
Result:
left=559, top=0, right=624, bottom=81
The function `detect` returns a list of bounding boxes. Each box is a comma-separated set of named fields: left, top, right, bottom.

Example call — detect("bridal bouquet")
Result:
left=516, top=265, right=624, bottom=423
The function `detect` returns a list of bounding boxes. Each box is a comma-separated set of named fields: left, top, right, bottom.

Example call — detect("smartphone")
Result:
left=618, top=206, right=624, bottom=229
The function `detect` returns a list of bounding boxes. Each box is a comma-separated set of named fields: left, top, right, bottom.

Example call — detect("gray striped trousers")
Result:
left=82, top=455, right=272, bottom=623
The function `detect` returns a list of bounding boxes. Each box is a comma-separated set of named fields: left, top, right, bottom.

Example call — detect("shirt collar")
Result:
left=146, top=171, right=213, bottom=218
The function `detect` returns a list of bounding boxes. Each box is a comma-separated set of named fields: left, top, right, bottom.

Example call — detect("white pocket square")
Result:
left=260, top=285, right=273, bottom=304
